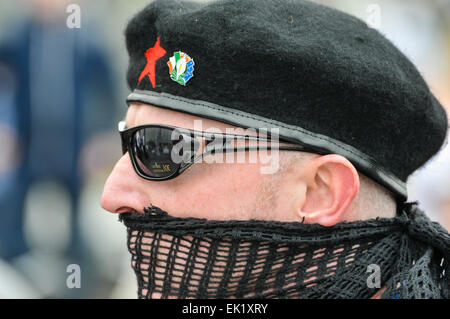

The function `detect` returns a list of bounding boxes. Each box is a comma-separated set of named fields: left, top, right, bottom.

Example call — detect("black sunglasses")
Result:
left=118, top=121, right=309, bottom=181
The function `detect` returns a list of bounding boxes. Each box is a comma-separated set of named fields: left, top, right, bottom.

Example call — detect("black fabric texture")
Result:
left=118, top=202, right=449, bottom=299
left=124, top=0, right=448, bottom=185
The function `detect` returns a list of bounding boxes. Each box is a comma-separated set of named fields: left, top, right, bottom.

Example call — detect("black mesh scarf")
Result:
left=118, top=202, right=449, bottom=299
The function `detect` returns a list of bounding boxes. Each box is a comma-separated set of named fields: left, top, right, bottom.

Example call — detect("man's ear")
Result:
left=298, top=154, right=360, bottom=226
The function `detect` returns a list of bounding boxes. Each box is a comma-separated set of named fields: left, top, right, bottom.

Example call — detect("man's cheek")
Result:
left=169, top=184, right=222, bottom=218
left=259, top=149, right=280, bottom=175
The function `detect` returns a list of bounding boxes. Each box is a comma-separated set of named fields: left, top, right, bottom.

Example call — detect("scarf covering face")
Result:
left=118, top=202, right=449, bottom=299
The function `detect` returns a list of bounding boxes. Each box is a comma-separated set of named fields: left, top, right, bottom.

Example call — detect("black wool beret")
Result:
left=124, top=0, right=448, bottom=201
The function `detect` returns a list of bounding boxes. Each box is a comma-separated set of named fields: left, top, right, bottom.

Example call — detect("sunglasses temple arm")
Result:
left=189, top=145, right=308, bottom=164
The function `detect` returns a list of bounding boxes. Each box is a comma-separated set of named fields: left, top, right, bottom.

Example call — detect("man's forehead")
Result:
left=126, top=102, right=246, bottom=132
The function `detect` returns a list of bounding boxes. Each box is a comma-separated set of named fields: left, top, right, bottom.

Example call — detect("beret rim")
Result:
left=127, top=89, right=408, bottom=202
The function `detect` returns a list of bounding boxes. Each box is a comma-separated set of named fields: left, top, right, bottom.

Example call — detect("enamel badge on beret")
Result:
left=167, top=51, right=195, bottom=86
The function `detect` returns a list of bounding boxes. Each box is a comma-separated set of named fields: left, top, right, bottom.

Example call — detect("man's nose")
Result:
left=101, top=153, right=152, bottom=214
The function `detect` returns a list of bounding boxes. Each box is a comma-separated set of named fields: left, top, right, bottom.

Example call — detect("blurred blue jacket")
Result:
left=0, top=18, right=117, bottom=259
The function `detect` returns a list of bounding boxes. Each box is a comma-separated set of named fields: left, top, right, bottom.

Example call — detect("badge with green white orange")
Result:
left=167, top=51, right=195, bottom=86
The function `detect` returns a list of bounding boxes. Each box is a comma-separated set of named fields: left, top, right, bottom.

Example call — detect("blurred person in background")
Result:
left=0, top=0, right=117, bottom=297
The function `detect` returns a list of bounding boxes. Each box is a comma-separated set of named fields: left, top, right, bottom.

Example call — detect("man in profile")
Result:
left=101, top=0, right=449, bottom=299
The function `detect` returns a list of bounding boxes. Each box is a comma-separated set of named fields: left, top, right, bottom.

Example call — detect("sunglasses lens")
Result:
left=132, top=127, right=181, bottom=178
